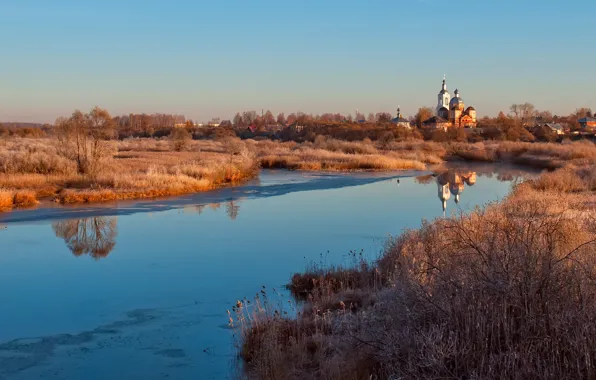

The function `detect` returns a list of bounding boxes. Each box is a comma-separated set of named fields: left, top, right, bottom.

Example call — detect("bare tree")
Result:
left=575, top=108, right=592, bottom=119
left=233, top=112, right=243, bottom=127
left=263, top=110, right=275, bottom=125
left=509, top=103, right=536, bottom=127
left=242, top=111, right=258, bottom=126
left=376, top=112, right=392, bottom=123
left=225, top=201, right=240, bottom=220
left=286, top=113, right=297, bottom=125
left=170, top=128, right=192, bottom=151
left=414, top=107, right=433, bottom=128
left=52, top=217, right=118, bottom=260
left=276, top=112, right=286, bottom=125
left=55, top=107, right=115, bottom=175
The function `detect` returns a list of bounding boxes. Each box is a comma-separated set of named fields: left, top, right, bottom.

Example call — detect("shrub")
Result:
left=0, top=190, right=13, bottom=210
left=169, top=128, right=192, bottom=152
left=529, top=168, right=587, bottom=192
left=12, top=190, right=38, bottom=207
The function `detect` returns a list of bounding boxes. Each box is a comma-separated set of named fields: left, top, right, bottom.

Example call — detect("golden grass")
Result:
left=0, top=190, right=13, bottom=211
left=0, top=138, right=258, bottom=209
left=12, top=190, right=39, bottom=208
left=0, top=189, right=40, bottom=210
left=259, top=150, right=426, bottom=171
left=256, top=138, right=427, bottom=171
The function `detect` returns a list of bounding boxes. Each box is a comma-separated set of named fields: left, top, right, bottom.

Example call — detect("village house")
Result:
left=541, top=122, right=565, bottom=135
left=579, top=117, right=596, bottom=132
left=288, top=122, right=305, bottom=132
left=208, top=118, right=221, bottom=127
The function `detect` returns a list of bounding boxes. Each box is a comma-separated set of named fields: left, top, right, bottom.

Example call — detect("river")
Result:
left=0, top=164, right=536, bottom=379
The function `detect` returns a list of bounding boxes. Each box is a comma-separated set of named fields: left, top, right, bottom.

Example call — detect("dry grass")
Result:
left=0, top=189, right=40, bottom=210
left=236, top=164, right=596, bottom=380
left=447, top=140, right=596, bottom=169
left=255, top=138, right=427, bottom=171
left=0, top=137, right=258, bottom=209
left=0, top=190, right=13, bottom=211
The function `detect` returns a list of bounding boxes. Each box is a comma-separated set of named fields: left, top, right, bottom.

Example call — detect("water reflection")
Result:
left=436, top=170, right=477, bottom=213
left=52, top=217, right=118, bottom=259
left=417, top=165, right=532, bottom=215
left=225, top=201, right=240, bottom=220
left=184, top=200, right=242, bottom=220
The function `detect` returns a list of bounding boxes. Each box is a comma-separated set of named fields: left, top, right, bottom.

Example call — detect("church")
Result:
left=423, top=76, right=477, bottom=129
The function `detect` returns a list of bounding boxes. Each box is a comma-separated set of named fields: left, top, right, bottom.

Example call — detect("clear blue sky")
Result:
left=1, top=0, right=594, bottom=123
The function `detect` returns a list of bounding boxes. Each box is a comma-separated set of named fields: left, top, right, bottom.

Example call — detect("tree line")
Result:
left=1, top=104, right=593, bottom=145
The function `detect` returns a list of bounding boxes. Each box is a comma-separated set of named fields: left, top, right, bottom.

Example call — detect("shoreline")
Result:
left=0, top=169, right=427, bottom=224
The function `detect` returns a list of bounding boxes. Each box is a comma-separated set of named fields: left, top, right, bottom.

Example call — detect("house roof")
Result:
left=423, top=116, right=448, bottom=124
left=544, top=123, right=564, bottom=131
left=390, top=117, right=409, bottom=123
left=579, top=117, right=596, bottom=123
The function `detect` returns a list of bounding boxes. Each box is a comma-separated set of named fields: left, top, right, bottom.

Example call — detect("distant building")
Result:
left=422, top=116, right=451, bottom=130
left=208, top=118, right=221, bottom=127
left=265, top=124, right=283, bottom=133
left=579, top=117, right=596, bottom=132
left=390, top=107, right=411, bottom=129
left=425, top=76, right=477, bottom=129
left=288, top=122, right=305, bottom=132
left=541, top=122, right=565, bottom=135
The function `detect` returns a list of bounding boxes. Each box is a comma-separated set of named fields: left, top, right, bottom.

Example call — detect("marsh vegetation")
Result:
left=235, top=165, right=596, bottom=379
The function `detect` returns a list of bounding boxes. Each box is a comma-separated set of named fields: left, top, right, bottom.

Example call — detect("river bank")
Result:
left=2, top=137, right=596, bottom=213
left=236, top=165, right=596, bottom=379
left=0, top=137, right=431, bottom=212
left=0, top=170, right=426, bottom=224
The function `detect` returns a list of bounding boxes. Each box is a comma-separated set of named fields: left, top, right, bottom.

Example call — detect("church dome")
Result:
left=436, top=172, right=450, bottom=186
left=450, top=97, right=464, bottom=108
left=463, top=172, right=477, bottom=186
left=466, top=106, right=475, bottom=111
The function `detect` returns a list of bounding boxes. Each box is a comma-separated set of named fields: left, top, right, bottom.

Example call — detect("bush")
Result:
left=169, top=128, right=192, bottom=152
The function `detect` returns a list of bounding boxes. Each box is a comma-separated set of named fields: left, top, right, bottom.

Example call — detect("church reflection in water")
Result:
left=436, top=170, right=477, bottom=214
left=52, top=217, right=118, bottom=259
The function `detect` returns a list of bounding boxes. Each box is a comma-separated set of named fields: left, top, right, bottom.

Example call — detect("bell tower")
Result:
left=437, top=74, right=451, bottom=114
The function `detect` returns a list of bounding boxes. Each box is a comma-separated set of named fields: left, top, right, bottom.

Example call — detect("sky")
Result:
left=1, top=0, right=594, bottom=123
